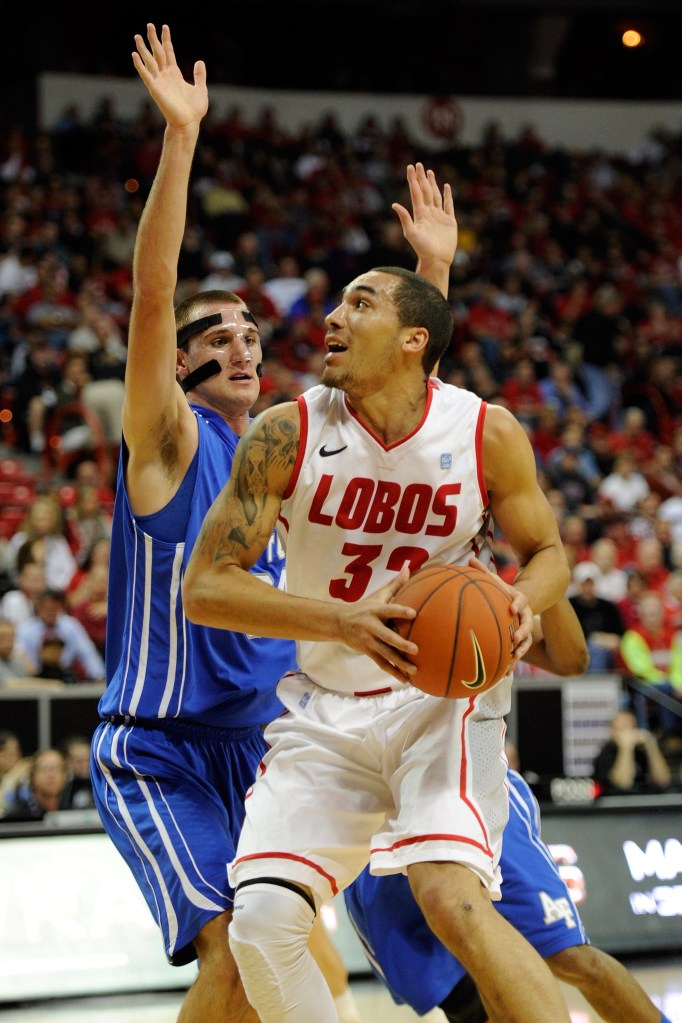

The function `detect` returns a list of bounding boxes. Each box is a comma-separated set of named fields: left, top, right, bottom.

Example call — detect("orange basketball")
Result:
left=393, top=563, right=519, bottom=699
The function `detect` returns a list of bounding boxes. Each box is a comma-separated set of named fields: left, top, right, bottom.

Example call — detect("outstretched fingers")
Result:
left=132, top=24, right=175, bottom=78
left=159, top=23, right=177, bottom=67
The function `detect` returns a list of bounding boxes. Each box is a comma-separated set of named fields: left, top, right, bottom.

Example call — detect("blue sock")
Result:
left=660, top=1014, right=672, bottom=1023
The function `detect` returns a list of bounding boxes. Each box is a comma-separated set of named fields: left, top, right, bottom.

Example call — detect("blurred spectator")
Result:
left=658, top=493, right=682, bottom=545
left=538, top=361, right=589, bottom=419
left=2, top=748, right=68, bottom=821
left=70, top=562, right=108, bottom=656
left=573, top=283, right=629, bottom=371
left=34, top=633, right=81, bottom=683
left=197, top=250, right=245, bottom=293
left=569, top=562, right=625, bottom=672
left=620, top=591, right=682, bottom=737
left=235, top=264, right=283, bottom=347
left=592, top=710, right=671, bottom=796
left=71, top=457, right=116, bottom=506
left=15, top=588, right=105, bottom=683
left=0, top=731, right=31, bottom=816
left=632, top=536, right=670, bottom=594
left=66, top=537, right=111, bottom=608
left=0, top=619, right=34, bottom=684
left=500, top=358, right=544, bottom=429
left=4, top=496, right=77, bottom=591
left=560, top=515, right=593, bottom=570
left=586, top=423, right=616, bottom=479
left=547, top=447, right=598, bottom=516
left=358, top=218, right=415, bottom=276
left=10, top=333, right=63, bottom=454
left=287, top=267, right=336, bottom=330
left=0, top=240, right=38, bottom=301
left=230, top=230, right=269, bottom=279
left=663, top=571, right=682, bottom=631
left=617, top=570, right=648, bottom=630
left=590, top=538, right=628, bottom=603
left=34, top=349, right=93, bottom=455
left=59, top=734, right=95, bottom=810
left=546, top=423, right=601, bottom=489
left=602, top=513, right=639, bottom=569
left=597, top=453, right=650, bottom=515
left=644, top=445, right=681, bottom=503
left=67, top=295, right=127, bottom=362
left=64, top=484, right=113, bottom=566
left=531, top=406, right=562, bottom=467
left=0, top=561, right=46, bottom=627
left=609, top=406, right=656, bottom=463
left=262, top=254, right=308, bottom=316
left=24, top=277, right=79, bottom=348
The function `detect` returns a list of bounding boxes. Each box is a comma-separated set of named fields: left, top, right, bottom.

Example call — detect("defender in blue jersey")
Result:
left=88, top=25, right=297, bottom=1023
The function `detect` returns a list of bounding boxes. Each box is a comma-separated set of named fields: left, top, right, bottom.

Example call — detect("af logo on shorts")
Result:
left=539, top=891, right=577, bottom=928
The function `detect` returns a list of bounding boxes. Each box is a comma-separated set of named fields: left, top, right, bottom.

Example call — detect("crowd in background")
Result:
left=1, top=93, right=682, bottom=805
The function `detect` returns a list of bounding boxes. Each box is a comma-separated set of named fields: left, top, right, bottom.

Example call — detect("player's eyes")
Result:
left=208, top=332, right=259, bottom=346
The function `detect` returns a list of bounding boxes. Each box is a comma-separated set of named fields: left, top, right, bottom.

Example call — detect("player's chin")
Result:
left=321, top=364, right=348, bottom=389
left=227, top=378, right=259, bottom=401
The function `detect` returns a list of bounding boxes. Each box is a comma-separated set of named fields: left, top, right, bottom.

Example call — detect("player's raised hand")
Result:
left=132, top=24, right=208, bottom=130
left=393, top=162, right=458, bottom=271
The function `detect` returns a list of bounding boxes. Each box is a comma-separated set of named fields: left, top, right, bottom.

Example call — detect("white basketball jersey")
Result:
left=279, top=379, right=493, bottom=694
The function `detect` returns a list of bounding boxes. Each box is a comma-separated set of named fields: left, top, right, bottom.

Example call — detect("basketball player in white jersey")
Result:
left=184, top=163, right=572, bottom=1017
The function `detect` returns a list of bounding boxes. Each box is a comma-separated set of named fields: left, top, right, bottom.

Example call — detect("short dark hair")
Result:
left=372, top=267, right=453, bottom=374
left=174, top=290, right=245, bottom=348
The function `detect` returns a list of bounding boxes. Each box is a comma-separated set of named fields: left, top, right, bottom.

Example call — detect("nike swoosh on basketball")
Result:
left=319, top=444, right=348, bottom=457
left=461, top=630, right=487, bottom=690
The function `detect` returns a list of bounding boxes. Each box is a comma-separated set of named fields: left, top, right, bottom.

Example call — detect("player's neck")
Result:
left=348, top=380, right=428, bottom=446
left=193, top=396, right=252, bottom=436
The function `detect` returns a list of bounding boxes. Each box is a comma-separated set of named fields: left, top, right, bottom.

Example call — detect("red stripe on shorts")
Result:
left=232, top=852, right=339, bottom=895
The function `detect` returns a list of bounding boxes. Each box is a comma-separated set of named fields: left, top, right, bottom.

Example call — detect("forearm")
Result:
left=644, top=742, right=671, bottom=788
left=512, top=546, right=571, bottom=617
left=415, top=256, right=451, bottom=299
left=524, top=600, right=589, bottom=676
left=132, top=124, right=200, bottom=299
left=608, top=748, right=637, bottom=790
left=183, top=564, right=344, bottom=641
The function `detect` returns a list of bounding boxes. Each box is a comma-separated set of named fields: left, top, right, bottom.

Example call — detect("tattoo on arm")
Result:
left=197, top=413, right=298, bottom=566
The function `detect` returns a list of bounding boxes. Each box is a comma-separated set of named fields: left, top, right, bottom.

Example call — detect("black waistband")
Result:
left=102, top=714, right=262, bottom=742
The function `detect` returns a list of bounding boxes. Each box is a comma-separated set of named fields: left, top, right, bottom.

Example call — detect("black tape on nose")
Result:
left=180, top=359, right=222, bottom=393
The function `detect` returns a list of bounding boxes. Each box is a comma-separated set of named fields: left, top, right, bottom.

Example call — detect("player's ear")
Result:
left=402, top=326, right=429, bottom=356
left=176, top=346, right=189, bottom=379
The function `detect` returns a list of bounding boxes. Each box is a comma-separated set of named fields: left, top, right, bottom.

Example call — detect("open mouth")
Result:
left=326, top=338, right=348, bottom=355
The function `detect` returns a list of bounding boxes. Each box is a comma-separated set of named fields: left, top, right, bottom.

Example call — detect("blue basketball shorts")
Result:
left=91, top=717, right=267, bottom=965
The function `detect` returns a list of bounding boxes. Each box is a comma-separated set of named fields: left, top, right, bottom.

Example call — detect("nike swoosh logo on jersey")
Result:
left=319, top=444, right=348, bottom=457
left=462, top=630, right=487, bottom=690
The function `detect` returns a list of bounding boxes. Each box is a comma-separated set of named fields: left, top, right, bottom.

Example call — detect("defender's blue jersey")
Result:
left=100, top=405, right=295, bottom=728
left=344, top=769, right=588, bottom=1016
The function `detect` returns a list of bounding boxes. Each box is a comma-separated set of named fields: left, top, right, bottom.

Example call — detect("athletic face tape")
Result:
left=178, top=308, right=262, bottom=392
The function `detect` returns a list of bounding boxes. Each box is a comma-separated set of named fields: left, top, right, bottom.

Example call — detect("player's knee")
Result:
left=229, top=881, right=316, bottom=1002
left=410, top=864, right=488, bottom=946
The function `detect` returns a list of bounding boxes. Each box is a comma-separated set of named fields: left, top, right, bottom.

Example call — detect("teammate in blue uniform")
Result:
left=345, top=595, right=672, bottom=1023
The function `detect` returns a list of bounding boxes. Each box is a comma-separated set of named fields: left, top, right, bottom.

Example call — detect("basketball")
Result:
left=393, top=563, right=519, bottom=699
